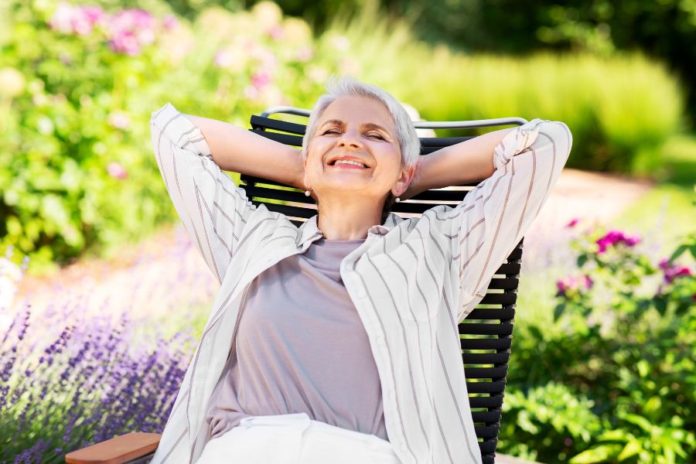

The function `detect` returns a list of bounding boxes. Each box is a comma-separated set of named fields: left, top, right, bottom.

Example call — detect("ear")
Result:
left=392, top=164, right=416, bottom=198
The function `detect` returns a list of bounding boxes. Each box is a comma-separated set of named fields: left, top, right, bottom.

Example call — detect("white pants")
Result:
left=196, top=413, right=401, bottom=464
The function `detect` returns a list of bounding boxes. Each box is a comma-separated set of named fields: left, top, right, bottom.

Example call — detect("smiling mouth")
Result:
left=327, top=159, right=369, bottom=169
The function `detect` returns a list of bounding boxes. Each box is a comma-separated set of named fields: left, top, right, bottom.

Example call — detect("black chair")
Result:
left=66, top=110, right=526, bottom=464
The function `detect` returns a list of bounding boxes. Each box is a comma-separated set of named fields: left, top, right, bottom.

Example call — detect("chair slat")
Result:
left=480, top=438, right=498, bottom=455
left=463, top=352, right=510, bottom=365
left=472, top=410, right=501, bottom=424
left=460, top=337, right=512, bottom=351
left=474, top=424, right=500, bottom=439
left=260, top=203, right=316, bottom=219
left=250, top=115, right=306, bottom=134
left=466, top=307, right=515, bottom=320
left=470, top=396, right=503, bottom=409
left=496, top=262, right=521, bottom=275
left=254, top=130, right=304, bottom=146
left=466, top=380, right=506, bottom=394
left=488, top=277, right=519, bottom=290
left=478, top=293, right=517, bottom=305
left=459, top=322, right=513, bottom=336
left=465, top=366, right=508, bottom=379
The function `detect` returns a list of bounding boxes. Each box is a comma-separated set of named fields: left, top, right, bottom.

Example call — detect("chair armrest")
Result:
left=65, top=432, right=161, bottom=464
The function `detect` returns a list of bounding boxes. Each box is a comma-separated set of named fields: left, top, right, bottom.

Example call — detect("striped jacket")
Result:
left=148, top=102, right=572, bottom=464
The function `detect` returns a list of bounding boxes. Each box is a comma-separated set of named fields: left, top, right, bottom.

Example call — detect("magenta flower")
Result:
left=565, top=218, right=579, bottom=228
left=596, top=230, right=641, bottom=254
left=658, top=259, right=692, bottom=284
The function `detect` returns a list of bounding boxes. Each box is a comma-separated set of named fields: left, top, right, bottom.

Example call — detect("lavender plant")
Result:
left=0, top=300, right=192, bottom=463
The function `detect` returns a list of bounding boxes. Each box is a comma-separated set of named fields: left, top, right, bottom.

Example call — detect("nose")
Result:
left=337, top=128, right=362, bottom=149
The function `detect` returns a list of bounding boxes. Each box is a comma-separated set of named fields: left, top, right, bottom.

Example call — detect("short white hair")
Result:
left=301, top=76, right=420, bottom=169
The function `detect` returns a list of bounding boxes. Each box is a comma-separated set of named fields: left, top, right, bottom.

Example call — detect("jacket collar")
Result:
left=297, top=212, right=402, bottom=246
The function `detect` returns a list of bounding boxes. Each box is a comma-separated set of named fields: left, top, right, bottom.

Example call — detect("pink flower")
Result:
left=162, top=14, right=178, bottom=31
left=108, top=111, right=130, bottom=130
left=267, top=25, right=284, bottom=40
left=107, top=8, right=156, bottom=56
left=49, top=3, right=103, bottom=36
left=583, top=275, right=594, bottom=289
left=107, top=162, right=128, bottom=180
left=556, top=274, right=593, bottom=297
left=596, top=230, right=641, bottom=254
left=658, top=259, right=692, bottom=284
left=565, top=218, right=579, bottom=228
left=251, top=70, right=272, bottom=90
left=295, top=46, right=313, bottom=62
left=82, top=6, right=105, bottom=26
left=214, top=49, right=233, bottom=68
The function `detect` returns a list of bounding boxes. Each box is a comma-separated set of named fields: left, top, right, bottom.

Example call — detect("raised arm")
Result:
left=150, top=103, right=302, bottom=284
left=184, top=114, right=305, bottom=189
left=423, top=119, right=573, bottom=322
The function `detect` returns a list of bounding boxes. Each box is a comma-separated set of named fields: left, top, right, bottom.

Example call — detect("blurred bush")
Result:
left=320, top=8, right=687, bottom=174
left=0, top=0, right=339, bottom=272
left=1, top=0, right=688, bottom=271
left=502, top=226, right=696, bottom=463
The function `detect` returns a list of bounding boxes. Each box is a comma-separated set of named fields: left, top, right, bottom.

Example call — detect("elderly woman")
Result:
left=148, top=77, right=572, bottom=464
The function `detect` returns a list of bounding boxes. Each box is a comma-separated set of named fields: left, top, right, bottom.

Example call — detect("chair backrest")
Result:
left=243, top=110, right=525, bottom=464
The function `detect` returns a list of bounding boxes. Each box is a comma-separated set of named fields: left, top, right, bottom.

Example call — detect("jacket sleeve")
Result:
left=149, top=102, right=259, bottom=284
left=447, top=118, right=573, bottom=322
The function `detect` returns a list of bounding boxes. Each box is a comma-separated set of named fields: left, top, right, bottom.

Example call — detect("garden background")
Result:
left=1, top=0, right=695, bottom=462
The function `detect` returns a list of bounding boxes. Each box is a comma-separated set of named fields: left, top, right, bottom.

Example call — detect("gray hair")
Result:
left=301, top=76, right=420, bottom=169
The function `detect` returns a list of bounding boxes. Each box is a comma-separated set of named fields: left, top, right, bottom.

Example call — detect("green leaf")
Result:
left=570, top=445, right=618, bottom=463
left=669, top=245, right=687, bottom=261
left=617, top=440, right=642, bottom=461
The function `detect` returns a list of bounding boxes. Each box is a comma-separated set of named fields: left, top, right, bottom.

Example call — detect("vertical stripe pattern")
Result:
left=148, top=103, right=573, bottom=464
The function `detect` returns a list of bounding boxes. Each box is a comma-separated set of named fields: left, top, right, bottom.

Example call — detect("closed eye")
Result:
left=321, top=129, right=340, bottom=135
left=366, top=132, right=385, bottom=140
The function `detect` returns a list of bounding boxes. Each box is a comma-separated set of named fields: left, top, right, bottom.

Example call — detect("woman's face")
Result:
left=303, top=95, right=409, bottom=205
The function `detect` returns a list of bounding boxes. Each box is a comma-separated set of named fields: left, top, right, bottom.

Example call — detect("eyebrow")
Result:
left=319, top=119, right=392, bottom=135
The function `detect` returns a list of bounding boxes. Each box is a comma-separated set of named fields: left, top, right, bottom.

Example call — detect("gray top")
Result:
left=204, top=237, right=388, bottom=442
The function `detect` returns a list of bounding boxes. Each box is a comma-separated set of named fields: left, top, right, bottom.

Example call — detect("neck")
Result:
left=316, top=195, right=385, bottom=240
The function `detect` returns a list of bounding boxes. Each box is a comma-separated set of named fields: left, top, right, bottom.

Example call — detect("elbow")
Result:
left=535, top=120, right=573, bottom=165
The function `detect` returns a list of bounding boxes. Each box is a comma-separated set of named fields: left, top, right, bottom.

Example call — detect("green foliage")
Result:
left=318, top=8, right=686, bottom=175
left=0, top=1, right=178, bottom=271
left=502, top=228, right=696, bottom=463
left=499, top=383, right=603, bottom=462
left=0, top=1, right=338, bottom=272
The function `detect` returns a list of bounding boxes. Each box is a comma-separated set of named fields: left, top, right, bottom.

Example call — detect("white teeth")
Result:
left=334, top=159, right=366, bottom=168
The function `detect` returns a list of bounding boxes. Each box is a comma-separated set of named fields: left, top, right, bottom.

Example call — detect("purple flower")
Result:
left=596, top=230, right=641, bottom=254
left=658, top=259, right=693, bottom=284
